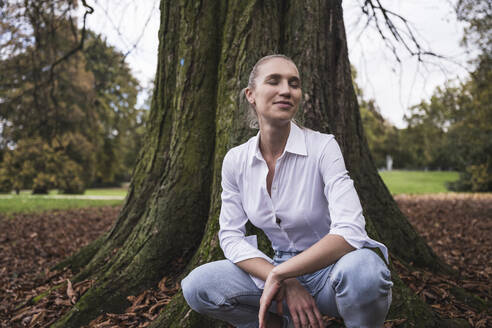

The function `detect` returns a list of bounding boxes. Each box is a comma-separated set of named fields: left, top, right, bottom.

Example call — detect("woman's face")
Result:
left=246, top=58, right=302, bottom=127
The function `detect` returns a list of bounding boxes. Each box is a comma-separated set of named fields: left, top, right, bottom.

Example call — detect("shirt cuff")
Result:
left=328, top=226, right=366, bottom=249
left=328, top=228, right=390, bottom=265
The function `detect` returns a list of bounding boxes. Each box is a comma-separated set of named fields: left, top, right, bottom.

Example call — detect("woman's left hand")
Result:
left=258, top=271, right=285, bottom=328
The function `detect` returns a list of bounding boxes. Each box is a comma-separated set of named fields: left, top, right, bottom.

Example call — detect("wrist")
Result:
left=283, top=277, right=301, bottom=287
left=270, top=265, right=287, bottom=282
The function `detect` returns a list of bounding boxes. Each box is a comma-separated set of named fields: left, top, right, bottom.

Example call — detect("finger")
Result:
left=297, top=308, right=309, bottom=328
left=258, top=300, right=269, bottom=328
left=258, top=309, right=265, bottom=328
left=306, top=308, right=320, bottom=328
left=290, top=311, right=301, bottom=328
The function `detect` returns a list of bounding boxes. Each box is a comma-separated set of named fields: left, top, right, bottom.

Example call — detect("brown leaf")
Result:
left=66, top=279, right=77, bottom=304
left=158, top=276, right=169, bottom=292
left=55, top=297, right=72, bottom=306
left=29, top=310, right=45, bottom=325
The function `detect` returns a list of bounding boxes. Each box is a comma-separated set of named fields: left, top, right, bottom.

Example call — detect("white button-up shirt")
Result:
left=218, top=121, right=389, bottom=288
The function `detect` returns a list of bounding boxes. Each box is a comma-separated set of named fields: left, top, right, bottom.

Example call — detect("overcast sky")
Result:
left=78, top=0, right=472, bottom=128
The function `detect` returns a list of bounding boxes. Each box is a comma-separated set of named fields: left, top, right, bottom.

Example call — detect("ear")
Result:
left=245, top=87, right=255, bottom=105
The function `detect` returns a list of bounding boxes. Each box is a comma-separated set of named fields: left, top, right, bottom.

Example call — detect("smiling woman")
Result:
left=245, top=58, right=301, bottom=128
left=180, top=54, right=393, bottom=328
left=240, top=55, right=303, bottom=130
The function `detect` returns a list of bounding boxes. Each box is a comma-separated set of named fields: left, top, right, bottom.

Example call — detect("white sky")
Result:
left=78, top=0, right=472, bottom=128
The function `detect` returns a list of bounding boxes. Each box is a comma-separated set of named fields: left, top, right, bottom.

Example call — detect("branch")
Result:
left=359, top=0, right=445, bottom=62
left=47, top=0, right=94, bottom=80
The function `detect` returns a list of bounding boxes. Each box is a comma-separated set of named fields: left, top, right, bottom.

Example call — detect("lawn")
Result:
left=379, top=170, right=460, bottom=195
left=0, top=188, right=126, bottom=217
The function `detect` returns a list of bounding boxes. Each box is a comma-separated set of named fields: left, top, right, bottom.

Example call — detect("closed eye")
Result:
left=266, top=80, right=300, bottom=88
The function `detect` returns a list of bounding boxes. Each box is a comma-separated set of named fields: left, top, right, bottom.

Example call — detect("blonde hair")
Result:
left=239, top=54, right=304, bottom=129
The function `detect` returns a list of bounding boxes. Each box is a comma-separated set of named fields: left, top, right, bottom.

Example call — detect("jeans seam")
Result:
left=220, top=290, right=263, bottom=306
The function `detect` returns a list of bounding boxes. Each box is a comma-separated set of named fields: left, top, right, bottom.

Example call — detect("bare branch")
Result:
left=121, top=0, right=157, bottom=61
left=47, top=0, right=93, bottom=78
left=359, top=0, right=445, bottom=62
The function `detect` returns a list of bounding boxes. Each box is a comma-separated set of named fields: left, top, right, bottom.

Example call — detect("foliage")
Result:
left=359, top=100, right=400, bottom=169
left=456, top=0, right=491, bottom=56
left=0, top=1, right=147, bottom=193
left=352, top=67, right=399, bottom=169
left=83, top=31, right=148, bottom=186
left=445, top=0, right=492, bottom=191
left=0, top=137, right=87, bottom=194
left=399, top=63, right=491, bottom=191
left=399, top=86, right=456, bottom=170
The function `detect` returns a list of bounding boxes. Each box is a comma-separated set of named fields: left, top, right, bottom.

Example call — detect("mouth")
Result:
left=273, top=101, right=293, bottom=106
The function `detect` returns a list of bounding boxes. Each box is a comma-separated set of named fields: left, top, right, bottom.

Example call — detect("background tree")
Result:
left=83, top=30, right=148, bottom=186
left=0, top=1, right=147, bottom=193
left=51, top=1, right=485, bottom=327
left=448, top=0, right=491, bottom=190
left=392, top=0, right=492, bottom=189
left=353, top=67, right=400, bottom=169
left=0, top=0, right=98, bottom=193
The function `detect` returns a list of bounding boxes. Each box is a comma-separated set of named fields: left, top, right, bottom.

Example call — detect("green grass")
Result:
left=0, top=188, right=127, bottom=217
left=83, top=188, right=128, bottom=196
left=0, top=197, right=124, bottom=217
left=379, top=170, right=460, bottom=195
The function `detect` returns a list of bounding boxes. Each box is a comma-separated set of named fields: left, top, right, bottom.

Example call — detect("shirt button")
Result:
left=276, top=217, right=281, bottom=225
left=272, top=186, right=277, bottom=190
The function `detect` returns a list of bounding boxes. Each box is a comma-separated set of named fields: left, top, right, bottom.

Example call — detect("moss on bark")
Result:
left=52, top=232, right=107, bottom=273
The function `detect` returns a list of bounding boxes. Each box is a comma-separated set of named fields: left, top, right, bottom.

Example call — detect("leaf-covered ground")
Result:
left=0, top=194, right=490, bottom=327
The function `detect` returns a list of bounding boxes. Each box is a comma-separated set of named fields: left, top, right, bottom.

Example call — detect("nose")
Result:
left=279, top=79, right=291, bottom=96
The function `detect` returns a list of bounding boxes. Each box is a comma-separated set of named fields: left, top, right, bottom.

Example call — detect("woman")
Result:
left=181, top=54, right=393, bottom=328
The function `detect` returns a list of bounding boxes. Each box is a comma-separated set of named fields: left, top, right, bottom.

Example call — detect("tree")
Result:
left=83, top=30, right=148, bottom=186
left=445, top=0, right=492, bottom=191
left=52, top=1, right=483, bottom=327
left=0, top=0, right=99, bottom=193
left=0, top=1, right=146, bottom=192
left=352, top=68, right=400, bottom=169
left=359, top=102, right=400, bottom=170
left=393, top=0, right=492, bottom=188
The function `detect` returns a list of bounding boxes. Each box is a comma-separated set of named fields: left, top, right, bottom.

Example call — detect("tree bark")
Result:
left=54, top=1, right=479, bottom=327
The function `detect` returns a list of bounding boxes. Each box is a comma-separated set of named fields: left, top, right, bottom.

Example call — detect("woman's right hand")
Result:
left=282, top=278, right=324, bottom=328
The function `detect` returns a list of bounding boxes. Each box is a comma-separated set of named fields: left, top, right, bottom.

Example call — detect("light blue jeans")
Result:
left=181, top=248, right=393, bottom=328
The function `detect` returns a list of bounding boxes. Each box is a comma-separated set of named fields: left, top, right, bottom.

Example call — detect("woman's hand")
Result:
left=259, top=271, right=324, bottom=328
left=258, top=271, right=284, bottom=328
left=282, top=278, right=324, bottom=328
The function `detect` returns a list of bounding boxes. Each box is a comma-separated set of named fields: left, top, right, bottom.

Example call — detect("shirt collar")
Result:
left=248, top=121, right=307, bottom=166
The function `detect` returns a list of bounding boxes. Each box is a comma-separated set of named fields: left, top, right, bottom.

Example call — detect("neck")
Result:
left=258, top=120, right=291, bottom=161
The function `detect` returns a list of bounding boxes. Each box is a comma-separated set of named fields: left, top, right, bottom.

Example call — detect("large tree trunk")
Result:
left=54, top=1, right=477, bottom=327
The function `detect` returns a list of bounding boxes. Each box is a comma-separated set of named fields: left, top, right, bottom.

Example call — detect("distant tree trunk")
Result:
left=53, top=1, right=475, bottom=327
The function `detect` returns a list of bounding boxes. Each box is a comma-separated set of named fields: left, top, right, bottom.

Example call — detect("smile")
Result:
left=273, top=101, right=293, bottom=107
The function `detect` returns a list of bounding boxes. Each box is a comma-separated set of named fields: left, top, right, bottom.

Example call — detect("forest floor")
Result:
left=0, top=194, right=490, bottom=328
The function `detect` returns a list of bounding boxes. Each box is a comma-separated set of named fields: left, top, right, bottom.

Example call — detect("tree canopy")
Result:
left=0, top=0, right=148, bottom=193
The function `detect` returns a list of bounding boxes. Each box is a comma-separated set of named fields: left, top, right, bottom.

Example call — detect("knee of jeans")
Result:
left=181, top=270, right=210, bottom=313
left=181, top=265, right=228, bottom=314
left=332, top=248, right=393, bottom=298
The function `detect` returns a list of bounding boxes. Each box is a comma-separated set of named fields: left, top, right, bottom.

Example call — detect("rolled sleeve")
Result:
left=218, top=149, right=273, bottom=266
left=319, top=137, right=370, bottom=250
